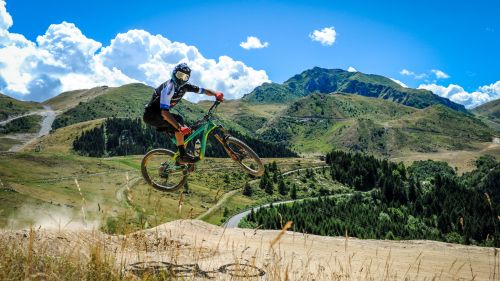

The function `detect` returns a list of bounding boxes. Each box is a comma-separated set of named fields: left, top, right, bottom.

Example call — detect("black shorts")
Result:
left=143, top=108, right=185, bottom=135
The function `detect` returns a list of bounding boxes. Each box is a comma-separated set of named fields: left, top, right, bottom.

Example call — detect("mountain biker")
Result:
left=143, top=63, right=224, bottom=164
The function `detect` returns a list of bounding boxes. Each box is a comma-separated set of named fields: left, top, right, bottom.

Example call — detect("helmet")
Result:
left=172, top=63, right=191, bottom=86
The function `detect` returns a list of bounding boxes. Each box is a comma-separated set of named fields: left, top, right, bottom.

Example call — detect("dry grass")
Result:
left=1, top=218, right=497, bottom=281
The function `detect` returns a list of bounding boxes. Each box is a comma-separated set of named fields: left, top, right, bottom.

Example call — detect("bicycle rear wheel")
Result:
left=225, top=137, right=264, bottom=177
left=141, top=149, right=188, bottom=191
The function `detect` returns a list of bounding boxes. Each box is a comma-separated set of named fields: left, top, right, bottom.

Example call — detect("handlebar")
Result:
left=192, top=100, right=221, bottom=128
left=207, top=100, right=221, bottom=114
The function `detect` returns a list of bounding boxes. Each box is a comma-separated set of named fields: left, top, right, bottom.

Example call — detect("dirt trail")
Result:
left=196, top=166, right=329, bottom=221
left=5, top=106, right=56, bottom=152
left=1, top=220, right=495, bottom=280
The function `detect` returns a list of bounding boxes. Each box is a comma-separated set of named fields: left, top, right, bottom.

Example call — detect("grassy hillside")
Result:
left=23, top=119, right=106, bottom=153
left=0, top=93, right=43, bottom=121
left=243, top=67, right=466, bottom=112
left=52, top=84, right=152, bottom=129
left=0, top=115, right=42, bottom=135
left=42, top=86, right=110, bottom=111
left=258, top=93, right=492, bottom=155
left=472, top=98, right=500, bottom=132
left=51, top=83, right=219, bottom=131
left=198, top=99, right=287, bottom=132
left=0, top=150, right=319, bottom=230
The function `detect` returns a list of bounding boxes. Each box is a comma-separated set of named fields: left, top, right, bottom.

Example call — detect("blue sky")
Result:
left=1, top=0, right=499, bottom=107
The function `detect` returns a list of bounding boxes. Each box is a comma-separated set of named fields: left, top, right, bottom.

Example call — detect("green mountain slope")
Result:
left=43, top=86, right=110, bottom=111
left=50, top=83, right=253, bottom=135
left=52, top=83, right=152, bottom=129
left=243, top=67, right=466, bottom=112
left=258, top=93, right=491, bottom=155
left=0, top=93, right=43, bottom=121
left=472, top=98, right=500, bottom=132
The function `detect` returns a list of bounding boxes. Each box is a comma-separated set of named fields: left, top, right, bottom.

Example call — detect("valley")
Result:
left=0, top=67, right=498, bottom=280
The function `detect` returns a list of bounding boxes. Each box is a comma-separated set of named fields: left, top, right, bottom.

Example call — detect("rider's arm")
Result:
left=184, top=83, right=219, bottom=97
left=202, top=89, right=218, bottom=97
left=161, top=110, right=182, bottom=131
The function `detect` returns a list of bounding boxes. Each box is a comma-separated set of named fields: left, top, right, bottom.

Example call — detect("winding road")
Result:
left=196, top=165, right=330, bottom=224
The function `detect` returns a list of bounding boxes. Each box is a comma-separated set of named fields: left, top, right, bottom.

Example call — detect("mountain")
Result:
left=0, top=93, right=43, bottom=121
left=243, top=67, right=466, bottom=112
left=256, top=93, right=492, bottom=155
left=51, top=83, right=152, bottom=129
left=50, top=83, right=250, bottom=133
left=43, top=86, right=110, bottom=111
left=472, top=98, right=500, bottom=132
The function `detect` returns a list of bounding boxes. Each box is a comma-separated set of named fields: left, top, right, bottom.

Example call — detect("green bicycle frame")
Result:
left=170, top=119, right=219, bottom=161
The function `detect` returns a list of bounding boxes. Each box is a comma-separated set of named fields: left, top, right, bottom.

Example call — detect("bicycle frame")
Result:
left=169, top=119, right=218, bottom=161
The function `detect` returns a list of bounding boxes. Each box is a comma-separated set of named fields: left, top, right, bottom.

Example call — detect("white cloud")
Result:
left=418, top=81, right=500, bottom=108
left=0, top=1, right=269, bottom=102
left=431, top=69, right=450, bottom=79
left=98, top=30, right=269, bottom=102
left=347, top=66, right=357, bottom=72
left=309, top=27, right=336, bottom=46
left=0, top=0, right=12, bottom=31
left=240, top=36, right=269, bottom=50
left=390, top=78, right=408, bottom=88
left=400, top=69, right=429, bottom=80
left=400, top=69, right=414, bottom=76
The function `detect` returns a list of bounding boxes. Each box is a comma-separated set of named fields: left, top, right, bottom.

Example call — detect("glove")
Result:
left=180, top=126, right=192, bottom=136
left=215, top=92, right=224, bottom=102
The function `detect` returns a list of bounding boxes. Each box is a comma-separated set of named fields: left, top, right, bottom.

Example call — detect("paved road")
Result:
left=221, top=165, right=329, bottom=227
left=224, top=199, right=297, bottom=228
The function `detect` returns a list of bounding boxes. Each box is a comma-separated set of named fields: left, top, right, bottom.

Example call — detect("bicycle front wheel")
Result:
left=225, top=137, right=264, bottom=177
left=141, top=149, right=188, bottom=192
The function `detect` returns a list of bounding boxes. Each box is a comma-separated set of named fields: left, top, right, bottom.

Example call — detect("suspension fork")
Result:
left=213, top=126, right=238, bottom=161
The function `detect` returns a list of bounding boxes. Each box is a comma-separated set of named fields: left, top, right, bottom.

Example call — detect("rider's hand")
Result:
left=215, top=92, right=224, bottom=102
left=180, top=126, right=192, bottom=136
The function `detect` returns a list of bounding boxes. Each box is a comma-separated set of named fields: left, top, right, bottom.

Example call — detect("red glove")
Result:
left=215, top=92, right=224, bottom=102
left=180, top=126, right=191, bottom=136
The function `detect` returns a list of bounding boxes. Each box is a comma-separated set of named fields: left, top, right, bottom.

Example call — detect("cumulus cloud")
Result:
left=400, top=68, right=428, bottom=80
left=240, top=36, right=269, bottom=50
left=0, top=1, right=269, bottom=102
left=390, top=78, right=408, bottom=88
left=418, top=81, right=500, bottom=108
left=401, top=68, right=450, bottom=81
left=309, top=27, right=336, bottom=46
left=431, top=69, right=450, bottom=79
left=400, top=69, right=414, bottom=76
left=347, top=66, right=357, bottom=72
left=0, top=0, right=12, bottom=31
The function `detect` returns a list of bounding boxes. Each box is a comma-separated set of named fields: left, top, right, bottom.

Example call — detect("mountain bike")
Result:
left=141, top=101, right=264, bottom=191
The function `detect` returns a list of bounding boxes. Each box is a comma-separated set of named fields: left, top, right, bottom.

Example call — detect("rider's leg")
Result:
left=175, top=131, right=186, bottom=155
left=173, top=131, right=198, bottom=164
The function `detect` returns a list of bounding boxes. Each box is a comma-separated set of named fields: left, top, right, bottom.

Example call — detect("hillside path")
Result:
left=8, top=106, right=56, bottom=152
left=199, top=165, right=329, bottom=223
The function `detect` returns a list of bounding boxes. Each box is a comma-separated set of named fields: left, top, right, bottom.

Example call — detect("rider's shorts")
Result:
left=143, top=107, right=185, bottom=135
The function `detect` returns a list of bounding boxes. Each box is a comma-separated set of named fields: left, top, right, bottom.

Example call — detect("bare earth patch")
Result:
left=1, top=220, right=495, bottom=280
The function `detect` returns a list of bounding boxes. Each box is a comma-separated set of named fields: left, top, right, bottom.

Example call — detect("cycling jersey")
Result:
left=145, top=79, right=205, bottom=112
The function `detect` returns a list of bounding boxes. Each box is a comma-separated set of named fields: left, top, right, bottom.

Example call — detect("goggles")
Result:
left=175, top=71, right=190, bottom=82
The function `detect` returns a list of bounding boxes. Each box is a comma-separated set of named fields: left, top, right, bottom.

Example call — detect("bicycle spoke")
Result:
left=142, top=150, right=186, bottom=190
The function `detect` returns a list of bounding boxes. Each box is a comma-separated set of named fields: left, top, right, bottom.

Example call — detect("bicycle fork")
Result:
left=213, top=129, right=239, bottom=161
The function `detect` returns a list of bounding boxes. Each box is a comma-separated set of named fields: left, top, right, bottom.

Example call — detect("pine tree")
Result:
left=260, top=171, right=270, bottom=190
left=279, top=178, right=287, bottom=195
left=291, top=184, right=297, bottom=199
left=265, top=179, right=274, bottom=195
left=242, top=182, right=253, bottom=196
